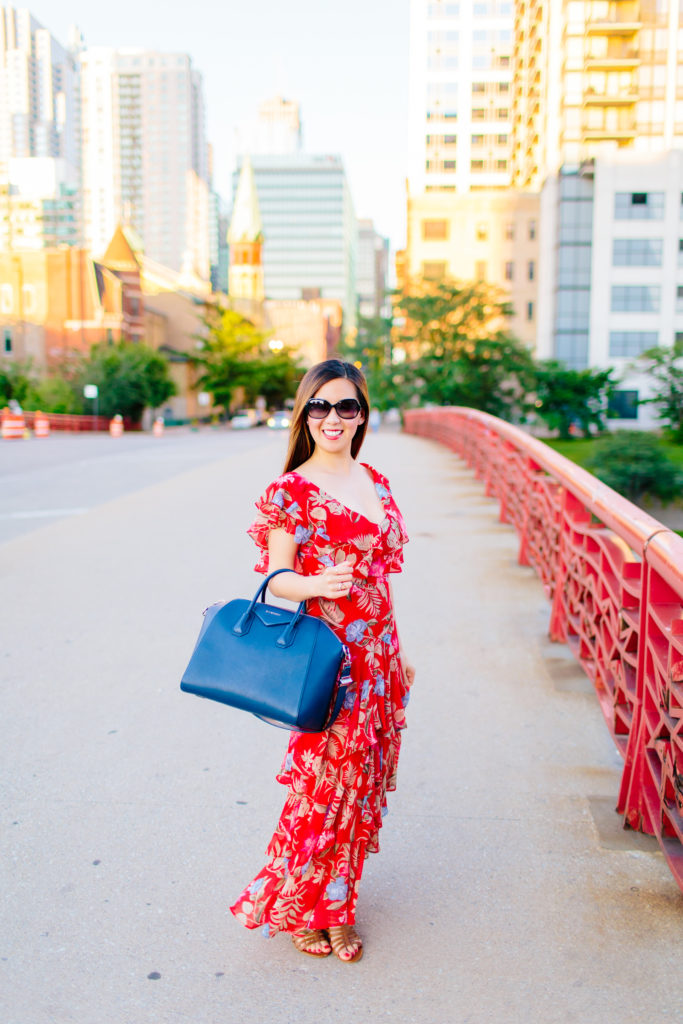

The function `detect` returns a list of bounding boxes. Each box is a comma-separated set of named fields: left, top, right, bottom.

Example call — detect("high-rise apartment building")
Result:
left=0, top=7, right=80, bottom=166
left=80, top=47, right=211, bottom=280
left=512, top=1, right=683, bottom=425
left=0, top=7, right=81, bottom=248
left=409, top=0, right=515, bottom=195
left=232, top=154, right=357, bottom=329
left=511, top=0, right=679, bottom=190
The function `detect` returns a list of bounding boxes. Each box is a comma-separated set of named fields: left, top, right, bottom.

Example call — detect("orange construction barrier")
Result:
left=1, top=407, right=26, bottom=440
left=33, top=411, right=50, bottom=438
left=153, top=416, right=164, bottom=437
left=109, top=414, right=124, bottom=438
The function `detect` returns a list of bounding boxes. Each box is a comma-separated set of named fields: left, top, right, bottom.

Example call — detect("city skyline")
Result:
left=29, top=0, right=410, bottom=249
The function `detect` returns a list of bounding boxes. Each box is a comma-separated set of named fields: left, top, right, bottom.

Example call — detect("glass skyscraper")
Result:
left=232, top=153, right=357, bottom=329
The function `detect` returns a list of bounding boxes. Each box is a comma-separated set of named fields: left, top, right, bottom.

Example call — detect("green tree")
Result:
left=393, top=280, right=534, bottom=419
left=636, top=339, right=683, bottom=441
left=77, top=341, right=175, bottom=423
left=193, top=304, right=303, bottom=412
left=532, top=360, right=615, bottom=438
left=340, top=314, right=398, bottom=410
left=31, top=375, right=84, bottom=414
left=0, top=359, right=36, bottom=408
left=585, top=431, right=683, bottom=502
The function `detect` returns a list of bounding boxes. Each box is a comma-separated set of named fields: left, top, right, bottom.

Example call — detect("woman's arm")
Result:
left=265, top=528, right=354, bottom=602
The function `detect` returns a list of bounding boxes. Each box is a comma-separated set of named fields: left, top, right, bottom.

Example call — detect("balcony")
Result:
left=586, top=20, right=641, bottom=36
left=582, top=126, right=637, bottom=141
left=585, top=53, right=640, bottom=70
left=583, top=89, right=638, bottom=106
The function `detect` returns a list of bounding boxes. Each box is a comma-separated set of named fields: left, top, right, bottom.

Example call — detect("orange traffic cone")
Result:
left=1, top=407, right=26, bottom=439
left=34, top=411, right=50, bottom=438
left=109, top=414, right=124, bottom=438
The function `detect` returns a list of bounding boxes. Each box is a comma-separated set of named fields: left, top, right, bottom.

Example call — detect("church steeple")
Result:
left=228, top=156, right=265, bottom=302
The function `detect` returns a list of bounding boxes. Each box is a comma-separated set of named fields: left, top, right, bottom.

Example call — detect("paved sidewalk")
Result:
left=1, top=430, right=681, bottom=1024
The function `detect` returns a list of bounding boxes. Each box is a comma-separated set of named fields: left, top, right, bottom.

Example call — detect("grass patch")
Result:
left=542, top=435, right=683, bottom=470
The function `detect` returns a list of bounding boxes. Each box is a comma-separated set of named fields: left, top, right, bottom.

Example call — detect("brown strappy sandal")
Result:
left=328, top=924, right=363, bottom=963
left=291, top=928, right=332, bottom=958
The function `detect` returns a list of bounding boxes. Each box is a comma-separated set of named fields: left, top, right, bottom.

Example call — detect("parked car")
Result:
left=231, top=409, right=258, bottom=429
left=266, top=410, right=291, bottom=430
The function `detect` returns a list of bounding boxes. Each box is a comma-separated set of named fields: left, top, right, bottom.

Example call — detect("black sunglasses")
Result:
left=306, top=398, right=362, bottom=420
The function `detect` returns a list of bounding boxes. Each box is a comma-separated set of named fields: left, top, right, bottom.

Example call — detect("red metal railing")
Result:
left=404, top=407, right=683, bottom=891
left=20, top=412, right=140, bottom=432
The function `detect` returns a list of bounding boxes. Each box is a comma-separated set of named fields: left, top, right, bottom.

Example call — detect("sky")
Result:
left=31, top=0, right=411, bottom=249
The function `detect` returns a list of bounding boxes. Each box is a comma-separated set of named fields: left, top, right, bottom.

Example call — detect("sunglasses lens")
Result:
left=337, top=399, right=361, bottom=419
left=307, top=400, right=330, bottom=418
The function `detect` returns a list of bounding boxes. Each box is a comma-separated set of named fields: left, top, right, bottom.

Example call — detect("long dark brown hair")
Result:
left=283, top=359, right=370, bottom=473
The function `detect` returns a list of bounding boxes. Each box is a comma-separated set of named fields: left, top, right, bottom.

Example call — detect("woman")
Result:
left=230, top=359, right=415, bottom=963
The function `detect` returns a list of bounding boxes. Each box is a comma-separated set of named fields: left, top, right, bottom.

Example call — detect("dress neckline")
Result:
left=290, top=464, right=389, bottom=527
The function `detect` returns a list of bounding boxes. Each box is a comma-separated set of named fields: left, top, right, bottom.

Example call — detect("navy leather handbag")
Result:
left=180, top=569, right=351, bottom=732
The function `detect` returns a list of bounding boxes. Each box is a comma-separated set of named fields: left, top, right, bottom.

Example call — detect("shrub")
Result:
left=584, top=431, right=683, bottom=502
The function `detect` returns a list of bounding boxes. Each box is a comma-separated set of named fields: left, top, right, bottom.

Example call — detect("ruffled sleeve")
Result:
left=247, top=474, right=311, bottom=575
left=368, top=466, right=409, bottom=574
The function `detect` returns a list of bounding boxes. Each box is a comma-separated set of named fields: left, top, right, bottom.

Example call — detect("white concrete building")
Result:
left=408, top=0, right=514, bottom=196
left=80, top=47, right=211, bottom=281
left=537, top=150, right=683, bottom=425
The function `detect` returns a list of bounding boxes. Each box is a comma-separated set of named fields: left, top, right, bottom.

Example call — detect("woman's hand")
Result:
left=400, top=650, right=416, bottom=687
left=316, top=561, right=354, bottom=601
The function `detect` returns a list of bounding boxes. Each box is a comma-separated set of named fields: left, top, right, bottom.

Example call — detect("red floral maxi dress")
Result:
left=229, top=463, right=411, bottom=935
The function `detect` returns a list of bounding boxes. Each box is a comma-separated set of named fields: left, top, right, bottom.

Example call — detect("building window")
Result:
left=4, top=330, right=11, bottom=353
left=471, top=159, right=484, bottom=171
left=496, top=159, right=508, bottom=171
left=476, top=223, right=488, bottom=241
left=527, top=301, right=534, bottom=321
left=422, top=219, right=449, bottom=241
left=472, top=82, right=486, bottom=93
left=444, top=135, right=457, bottom=145
left=504, top=261, right=514, bottom=281
left=529, top=219, right=537, bottom=240
left=679, top=238, right=683, bottom=264
left=608, top=390, right=639, bottom=420
left=505, top=222, right=515, bottom=240
left=496, top=108, right=509, bottom=119
left=475, top=260, right=487, bottom=280
left=0, top=284, right=13, bottom=314
left=613, top=239, right=663, bottom=266
left=422, top=260, right=447, bottom=281
left=608, top=331, right=658, bottom=357
left=614, top=192, right=665, bottom=220
left=444, top=159, right=456, bottom=170
left=471, top=134, right=484, bottom=146
left=611, top=285, right=661, bottom=312
left=20, top=284, right=35, bottom=315
left=472, top=108, right=486, bottom=121
left=677, top=285, right=683, bottom=313
left=528, top=260, right=535, bottom=281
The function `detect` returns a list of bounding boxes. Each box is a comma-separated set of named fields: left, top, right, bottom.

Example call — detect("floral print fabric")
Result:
left=230, top=464, right=410, bottom=934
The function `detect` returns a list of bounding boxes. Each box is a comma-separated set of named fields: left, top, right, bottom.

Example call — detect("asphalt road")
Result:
left=0, top=426, right=276, bottom=545
left=1, top=427, right=681, bottom=1024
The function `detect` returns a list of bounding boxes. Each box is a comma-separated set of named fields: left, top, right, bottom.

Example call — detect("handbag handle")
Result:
left=233, top=568, right=304, bottom=643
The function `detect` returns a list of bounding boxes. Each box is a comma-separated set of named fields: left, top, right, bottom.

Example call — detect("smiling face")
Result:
left=306, top=377, right=365, bottom=458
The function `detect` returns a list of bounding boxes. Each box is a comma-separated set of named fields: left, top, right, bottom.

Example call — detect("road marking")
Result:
left=0, top=507, right=89, bottom=520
